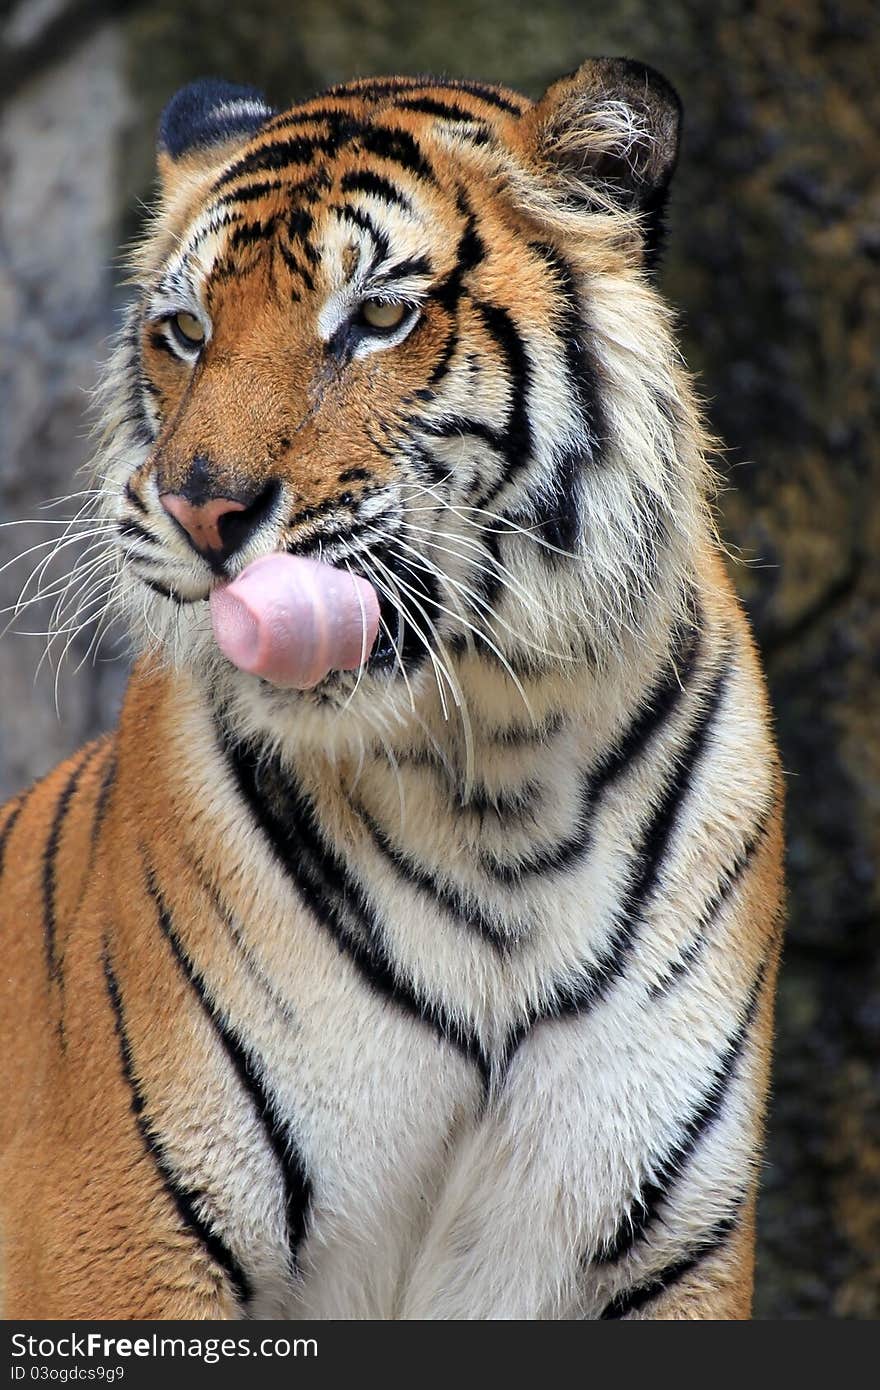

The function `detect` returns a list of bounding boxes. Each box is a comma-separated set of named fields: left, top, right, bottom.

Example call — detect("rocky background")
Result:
left=1, top=0, right=877, bottom=1318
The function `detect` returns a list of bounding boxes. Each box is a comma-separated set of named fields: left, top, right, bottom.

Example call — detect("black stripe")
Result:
left=354, top=537, right=439, bottom=676
left=189, top=853, right=300, bottom=1028
left=596, top=953, right=770, bottom=1266
left=148, top=327, right=177, bottom=359
left=426, top=193, right=484, bottom=321
left=395, top=96, right=487, bottom=123
left=498, top=638, right=721, bottom=1067
left=472, top=300, right=533, bottom=506
left=486, top=611, right=702, bottom=886
left=118, top=519, right=157, bottom=548
left=412, top=190, right=483, bottom=387
left=125, top=479, right=148, bottom=515
left=42, top=745, right=100, bottom=984
left=278, top=239, right=314, bottom=292
left=287, top=204, right=315, bottom=247
left=600, top=1210, right=742, bottom=1318
left=418, top=414, right=502, bottom=455
left=91, top=749, right=116, bottom=838
left=322, top=78, right=424, bottom=104
left=122, top=319, right=154, bottom=449
left=288, top=170, right=333, bottom=204
left=541, top=442, right=584, bottom=557
left=563, top=652, right=728, bottom=978
left=393, top=749, right=548, bottom=818
left=353, top=802, right=522, bottom=953
left=329, top=77, right=525, bottom=117
left=453, top=189, right=487, bottom=274
left=216, top=178, right=283, bottom=206
left=143, top=862, right=312, bottom=1272
left=286, top=493, right=341, bottom=531
left=531, top=242, right=606, bottom=445
left=589, top=606, right=702, bottom=797
left=73, top=747, right=116, bottom=919
left=604, top=650, right=730, bottom=912
left=219, top=170, right=330, bottom=214
left=466, top=779, right=545, bottom=821
left=649, top=799, right=775, bottom=999
left=340, top=170, right=413, bottom=214
left=0, top=798, right=25, bottom=879
left=378, top=253, right=432, bottom=283
left=229, top=217, right=276, bottom=251
left=220, top=727, right=491, bottom=1090
left=334, top=203, right=391, bottom=265
left=426, top=326, right=459, bottom=386
left=214, top=131, right=354, bottom=190
left=102, top=948, right=251, bottom=1308
left=492, top=713, right=566, bottom=747
left=140, top=576, right=199, bottom=606
left=407, top=439, right=455, bottom=487
left=445, top=80, right=525, bottom=116
left=259, top=106, right=364, bottom=136
left=522, top=244, right=607, bottom=553
left=185, top=210, right=243, bottom=257
left=360, top=125, right=436, bottom=183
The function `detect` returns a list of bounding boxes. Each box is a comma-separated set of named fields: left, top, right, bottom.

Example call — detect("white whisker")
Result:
left=364, top=547, right=476, bottom=794
left=365, top=549, right=455, bottom=723
left=372, top=536, right=534, bottom=727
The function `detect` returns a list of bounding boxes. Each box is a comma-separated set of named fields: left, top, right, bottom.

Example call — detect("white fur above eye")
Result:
left=317, top=288, right=421, bottom=356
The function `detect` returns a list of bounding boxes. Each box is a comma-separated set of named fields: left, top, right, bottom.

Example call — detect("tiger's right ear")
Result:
left=517, top=58, right=682, bottom=268
left=156, top=78, right=276, bottom=202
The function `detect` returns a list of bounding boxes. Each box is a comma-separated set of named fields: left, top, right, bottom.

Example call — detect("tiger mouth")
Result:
left=131, top=515, right=442, bottom=684
left=300, top=523, right=440, bottom=679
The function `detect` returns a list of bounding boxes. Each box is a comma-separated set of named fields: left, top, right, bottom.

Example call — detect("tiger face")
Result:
left=97, top=63, right=704, bottom=749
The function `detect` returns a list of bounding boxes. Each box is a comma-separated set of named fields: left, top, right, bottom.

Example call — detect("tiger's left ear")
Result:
left=520, top=58, right=682, bottom=267
left=156, top=78, right=276, bottom=203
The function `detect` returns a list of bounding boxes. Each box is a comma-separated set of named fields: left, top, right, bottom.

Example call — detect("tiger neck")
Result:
left=218, top=614, right=680, bottom=865
left=150, top=565, right=696, bottom=870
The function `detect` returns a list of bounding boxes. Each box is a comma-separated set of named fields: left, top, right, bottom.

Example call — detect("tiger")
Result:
left=0, top=58, right=784, bottom=1320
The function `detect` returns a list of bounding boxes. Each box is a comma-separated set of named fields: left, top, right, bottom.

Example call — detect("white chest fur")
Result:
left=149, top=621, right=774, bottom=1319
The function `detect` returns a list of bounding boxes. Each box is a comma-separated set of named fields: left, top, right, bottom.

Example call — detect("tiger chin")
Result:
left=0, top=60, right=783, bottom=1320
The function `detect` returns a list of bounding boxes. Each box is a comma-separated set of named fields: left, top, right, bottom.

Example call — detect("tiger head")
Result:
left=95, top=61, right=709, bottom=751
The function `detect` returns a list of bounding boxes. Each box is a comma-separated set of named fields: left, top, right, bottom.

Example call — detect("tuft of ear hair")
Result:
left=522, top=58, right=682, bottom=268
left=158, top=78, right=275, bottom=161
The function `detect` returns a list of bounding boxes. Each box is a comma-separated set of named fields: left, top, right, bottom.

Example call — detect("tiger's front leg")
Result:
left=1, top=1090, right=240, bottom=1321
left=400, top=963, right=774, bottom=1322
left=604, top=1209, right=756, bottom=1320
left=0, top=918, right=243, bottom=1320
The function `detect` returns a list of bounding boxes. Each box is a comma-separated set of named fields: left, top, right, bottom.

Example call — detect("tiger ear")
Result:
left=156, top=78, right=276, bottom=201
left=521, top=58, right=682, bottom=265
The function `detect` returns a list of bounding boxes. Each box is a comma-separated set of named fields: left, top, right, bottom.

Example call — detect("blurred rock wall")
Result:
left=1, top=0, right=877, bottom=1318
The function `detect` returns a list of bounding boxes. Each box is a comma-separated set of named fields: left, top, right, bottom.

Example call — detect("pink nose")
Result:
left=161, top=492, right=247, bottom=557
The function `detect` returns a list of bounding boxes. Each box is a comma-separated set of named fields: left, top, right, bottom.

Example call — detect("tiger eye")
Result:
left=172, top=311, right=206, bottom=347
left=360, top=299, right=408, bottom=331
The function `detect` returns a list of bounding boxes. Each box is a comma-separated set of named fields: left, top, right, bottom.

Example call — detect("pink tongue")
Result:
left=210, top=554, right=380, bottom=689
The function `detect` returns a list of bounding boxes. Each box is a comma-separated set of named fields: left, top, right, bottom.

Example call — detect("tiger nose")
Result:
left=160, top=479, right=281, bottom=568
left=161, top=493, right=246, bottom=556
